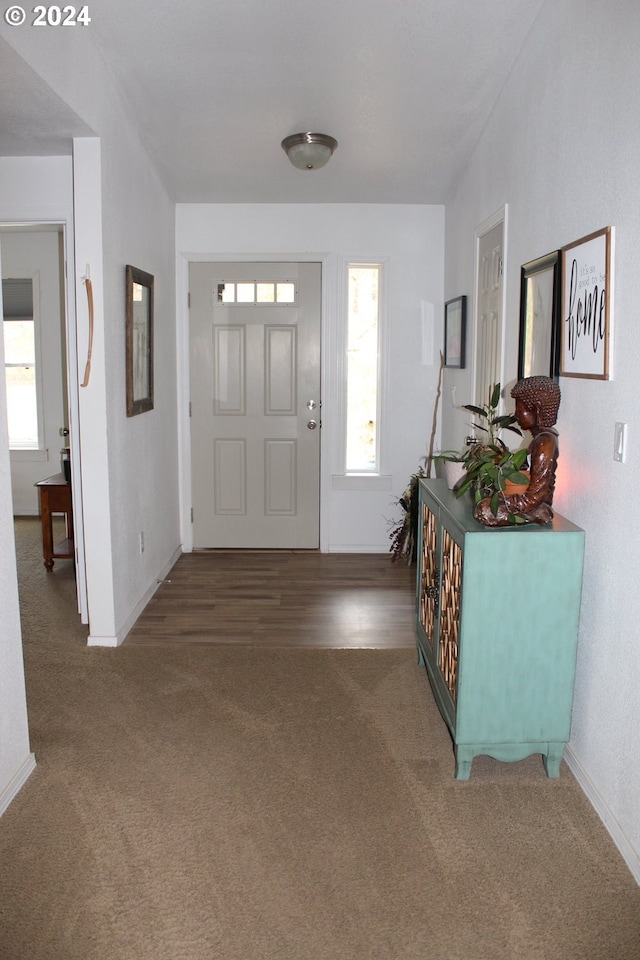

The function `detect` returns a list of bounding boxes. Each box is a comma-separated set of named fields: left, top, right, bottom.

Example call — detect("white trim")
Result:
left=0, top=753, right=36, bottom=818
left=331, top=474, right=392, bottom=491
left=335, top=256, right=391, bottom=479
left=61, top=216, right=89, bottom=624
left=472, top=204, right=509, bottom=408
left=86, top=634, right=119, bottom=648
left=564, top=744, right=640, bottom=885
left=327, top=544, right=389, bottom=553
left=88, top=544, right=183, bottom=647
left=73, top=137, right=115, bottom=638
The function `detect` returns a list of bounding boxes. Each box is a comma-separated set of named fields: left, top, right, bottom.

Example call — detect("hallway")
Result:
left=125, top=550, right=416, bottom=648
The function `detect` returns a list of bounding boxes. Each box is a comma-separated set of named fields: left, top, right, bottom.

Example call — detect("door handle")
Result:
left=80, top=275, right=94, bottom=388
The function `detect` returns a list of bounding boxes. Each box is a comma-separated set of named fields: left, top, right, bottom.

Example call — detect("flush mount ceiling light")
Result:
left=281, top=132, right=338, bottom=171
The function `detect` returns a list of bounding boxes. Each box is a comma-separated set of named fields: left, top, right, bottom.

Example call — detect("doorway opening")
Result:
left=1, top=222, right=87, bottom=621
left=189, top=260, right=322, bottom=549
left=473, top=207, right=507, bottom=409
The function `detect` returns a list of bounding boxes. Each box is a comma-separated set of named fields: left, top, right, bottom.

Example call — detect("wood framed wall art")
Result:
left=125, top=264, right=154, bottom=416
left=518, top=251, right=561, bottom=381
left=444, top=295, right=466, bottom=368
left=560, top=226, right=613, bottom=380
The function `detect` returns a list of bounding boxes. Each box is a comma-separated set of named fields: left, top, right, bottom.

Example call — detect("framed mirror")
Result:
left=444, top=295, right=466, bottom=368
left=517, top=251, right=561, bottom=381
left=125, top=264, right=154, bottom=416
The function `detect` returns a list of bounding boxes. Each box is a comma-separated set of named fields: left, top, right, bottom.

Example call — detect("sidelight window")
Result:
left=345, top=264, right=382, bottom=473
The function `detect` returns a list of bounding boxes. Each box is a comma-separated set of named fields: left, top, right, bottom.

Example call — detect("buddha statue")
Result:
left=474, top=376, right=561, bottom=527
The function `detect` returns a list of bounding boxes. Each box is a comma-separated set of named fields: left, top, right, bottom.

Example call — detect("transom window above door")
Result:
left=216, top=281, right=296, bottom=305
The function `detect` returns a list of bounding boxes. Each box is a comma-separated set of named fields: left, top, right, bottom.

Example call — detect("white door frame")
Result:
left=176, top=251, right=332, bottom=553
left=472, top=204, right=509, bottom=407
left=0, top=215, right=88, bottom=622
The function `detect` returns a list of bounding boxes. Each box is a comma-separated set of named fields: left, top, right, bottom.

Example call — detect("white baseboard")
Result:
left=0, top=753, right=36, bottom=818
left=88, top=545, right=183, bottom=647
left=564, top=744, right=640, bottom=885
left=327, top=545, right=389, bottom=553
left=87, top=633, right=119, bottom=647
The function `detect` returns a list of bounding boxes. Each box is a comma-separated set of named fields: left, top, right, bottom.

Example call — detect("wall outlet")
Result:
left=139, top=531, right=145, bottom=554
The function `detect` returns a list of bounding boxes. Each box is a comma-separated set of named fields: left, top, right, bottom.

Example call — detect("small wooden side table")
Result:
left=35, top=473, right=74, bottom=571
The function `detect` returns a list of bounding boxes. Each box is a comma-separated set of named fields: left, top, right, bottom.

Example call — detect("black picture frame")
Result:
left=444, top=296, right=466, bottom=368
left=517, top=251, right=561, bottom=381
left=125, top=264, right=154, bottom=417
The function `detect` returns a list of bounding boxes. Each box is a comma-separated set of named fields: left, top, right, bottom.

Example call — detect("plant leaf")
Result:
left=463, top=404, right=488, bottom=418
left=454, top=476, right=473, bottom=497
left=490, top=383, right=501, bottom=409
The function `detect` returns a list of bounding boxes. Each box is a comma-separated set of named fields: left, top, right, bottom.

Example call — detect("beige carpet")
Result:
left=1, top=519, right=639, bottom=960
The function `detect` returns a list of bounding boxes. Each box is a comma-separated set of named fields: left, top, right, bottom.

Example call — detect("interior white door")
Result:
left=190, top=261, right=321, bottom=548
left=475, top=221, right=504, bottom=405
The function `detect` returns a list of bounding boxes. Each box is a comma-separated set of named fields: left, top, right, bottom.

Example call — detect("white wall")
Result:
left=176, top=203, right=444, bottom=552
left=0, top=312, right=34, bottom=814
left=442, top=0, right=640, bottom=880
left=98, top=128, right=180, bottom=638
left=0, top=31, right=181, bottom=644
left=0, top=156, right=73, bottom=812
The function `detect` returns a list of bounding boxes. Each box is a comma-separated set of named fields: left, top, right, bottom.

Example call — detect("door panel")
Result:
left=475, top=221, right=503, bottom=405
left=190, top=261, right=321, bottom=548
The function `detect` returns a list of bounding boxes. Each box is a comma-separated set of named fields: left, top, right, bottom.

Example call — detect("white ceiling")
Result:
left=0, top=0, right=545, bottom=203
left=0, top=37, right=94, bottom=154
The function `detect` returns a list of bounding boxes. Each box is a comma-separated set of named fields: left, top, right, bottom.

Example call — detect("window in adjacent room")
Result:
left=2, top=278, right=42, bottom=449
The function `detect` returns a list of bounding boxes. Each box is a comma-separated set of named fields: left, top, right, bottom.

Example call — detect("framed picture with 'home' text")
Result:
left=560, top=227, right=613, bottom=380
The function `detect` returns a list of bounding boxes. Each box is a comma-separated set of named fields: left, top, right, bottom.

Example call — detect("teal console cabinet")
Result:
left=416, top=479, right=585, bottom=780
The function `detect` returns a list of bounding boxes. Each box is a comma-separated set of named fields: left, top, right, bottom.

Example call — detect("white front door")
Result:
left=189, top=261, right=321, bottom=548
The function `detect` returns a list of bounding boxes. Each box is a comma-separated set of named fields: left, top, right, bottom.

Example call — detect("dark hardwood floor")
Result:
left=125, top=551, right=417, bottom=648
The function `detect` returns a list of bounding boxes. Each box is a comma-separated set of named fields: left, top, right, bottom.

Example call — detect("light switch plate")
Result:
left=614, top=422, right=627, bottom=462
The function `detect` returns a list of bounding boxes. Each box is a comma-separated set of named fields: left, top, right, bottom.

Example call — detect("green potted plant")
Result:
left=437, top=383, right=529, bottom=515
left=456, top=442, right=529, bottom=519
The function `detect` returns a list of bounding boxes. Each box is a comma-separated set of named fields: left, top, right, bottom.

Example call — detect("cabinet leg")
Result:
left=542, top=744, right=564, bottom=778
left=454, top=747, right=473, bottom=781
left=44, top=558, right=54, bottom=572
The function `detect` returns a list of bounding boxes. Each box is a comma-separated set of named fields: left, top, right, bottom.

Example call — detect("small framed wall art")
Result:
left=518, top=250, right=561, bottom=381
left=444, top=295, right=466, bottom=368
left=125, top=264, right=154, bottom=416
left=560, top=226, right=613, bottom=380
